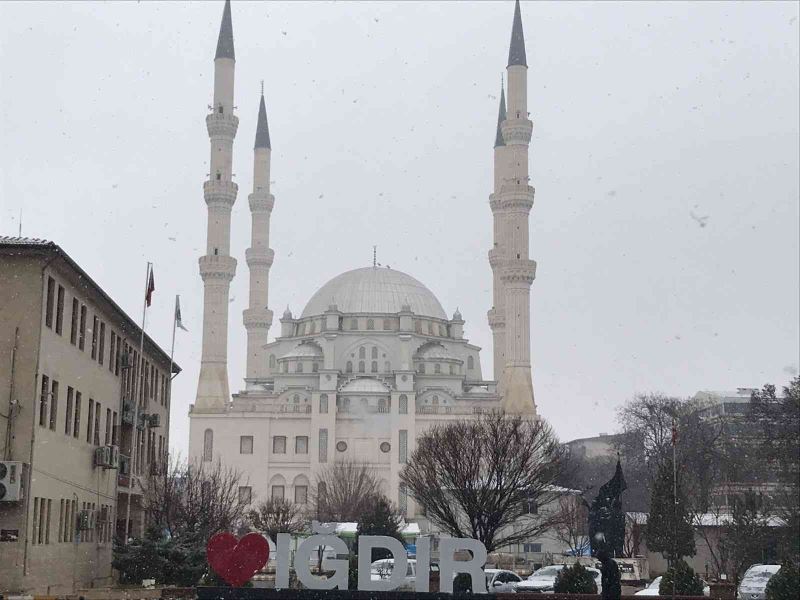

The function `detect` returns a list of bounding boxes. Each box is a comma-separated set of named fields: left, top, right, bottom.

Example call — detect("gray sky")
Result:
left=2, top=1, right=798, bottom=455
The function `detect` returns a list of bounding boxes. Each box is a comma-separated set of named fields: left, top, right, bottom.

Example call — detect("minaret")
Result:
left=243, top=90, right=275, bottom=382
left=494, top=0, right=537, bottom=415
left=196, top=0, right=238, bottom=410
left=488, top=81, right=508, bottom=382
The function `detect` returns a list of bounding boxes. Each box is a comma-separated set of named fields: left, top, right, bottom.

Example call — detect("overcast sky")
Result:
left=1, top=1, right=798, bottom=454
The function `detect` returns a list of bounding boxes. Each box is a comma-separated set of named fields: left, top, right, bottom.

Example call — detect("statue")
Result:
left=589, top=457, right=627, bottom=558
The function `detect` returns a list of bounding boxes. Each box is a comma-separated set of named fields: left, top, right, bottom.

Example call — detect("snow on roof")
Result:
left=628, top=512, right=786, bottom=527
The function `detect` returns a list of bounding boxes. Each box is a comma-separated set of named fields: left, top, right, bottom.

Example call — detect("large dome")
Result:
left=301, top=267, right=447, bottom=319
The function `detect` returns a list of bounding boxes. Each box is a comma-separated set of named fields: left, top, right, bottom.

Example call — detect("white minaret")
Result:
left=491, top=0, right=537, bottom=415
left=243, top=90, right=275, bottom=383
left=196, top=0, right=238, bottom=411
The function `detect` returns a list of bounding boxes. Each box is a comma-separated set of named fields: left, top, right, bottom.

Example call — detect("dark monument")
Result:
left=588, top=458, right=627, bottom=558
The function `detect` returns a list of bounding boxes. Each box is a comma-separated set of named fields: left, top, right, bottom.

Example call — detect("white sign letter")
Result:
left=275, top=533, right=292, bottom=590
left=357, top=535, right=408, bottom=591
left=295, top=534, right=349, bottom=590
left=439, top=537, right=488, bottom=594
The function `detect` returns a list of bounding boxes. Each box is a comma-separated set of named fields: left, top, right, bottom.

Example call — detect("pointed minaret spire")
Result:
left=254, top=91, right=271, bottom=149
left=215, top=0, right=235, bottom=60
left=494, top=79, right=507, bottom=148
left=507, top=0, right=527, bottom=67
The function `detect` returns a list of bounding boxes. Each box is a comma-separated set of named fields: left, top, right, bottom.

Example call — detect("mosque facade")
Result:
left=189, top=0, right=538, bottom=520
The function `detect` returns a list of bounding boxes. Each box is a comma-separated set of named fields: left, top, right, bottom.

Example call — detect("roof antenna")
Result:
left=260, top=80, right=264, bottom=97
left=18, top=208, right=22, bottom=237
left=373, top=245, right=377, bottom=268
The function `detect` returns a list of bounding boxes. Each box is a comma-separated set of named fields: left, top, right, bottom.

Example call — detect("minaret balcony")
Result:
left=245, top=247, right=274, bottom=268
left=243, top=308, right=273, bottom=330
left=496, top=185, right=535, bottom=211
left=206, top=112, right=239, bottom=138
left=488, top=248, right=505, bottom=268
left=499, top=260, right=537, bottom=285
left=501, top=118, right=533, bottom=144
left=487, top=308, right=506, bottom=329
left=204, top=180, right=238, bottom=209
left=199, top=255, right=237, bottom=282
left=248, top=192, right=275, bottom=213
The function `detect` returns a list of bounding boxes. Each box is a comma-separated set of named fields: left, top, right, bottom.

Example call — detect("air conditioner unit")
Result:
left=149, top=414, right=161, bottom=428
left=94, top=446, right=112, bottom=469
left=0, top=461, right=27, bottom=502
left=77, top=510, right=91, bottom=530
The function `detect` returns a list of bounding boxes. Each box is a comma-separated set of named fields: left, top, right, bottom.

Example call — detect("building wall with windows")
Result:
left=0, top=238, right=178, bottom=595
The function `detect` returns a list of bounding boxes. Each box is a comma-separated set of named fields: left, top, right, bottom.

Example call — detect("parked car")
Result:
left=737, top=564, right=781, bottom=600
left=370, top=558, right=417, bottom=590
left=514, top=564, right=602, bottom=594
left=486, top=568, right=523, bottom=593
left=635, top=575, right=711, bottom=597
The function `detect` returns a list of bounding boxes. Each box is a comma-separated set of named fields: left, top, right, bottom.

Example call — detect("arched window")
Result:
left=269, top=354, right=276, bottom=369
left=371, top=347, right=378, bottom=359
left=312, top=362, right=319, bottom=373
left=467, top=356, right=474, bottom=370
left=384, top=361, right=391, bottom=372
left=282, top=361, right=288, bottom=373
left=298, top=323, right=305, bottom=336
left=203, top=429, right=213, bottom=462
left=427, top=322, right=433, bottom=334
left=399, top=394, right=408, bottom=414
left=414, top=320, right=421, bottom=333
left=434, top=363, right=441, bottom=374
left=320, top=394, right=328, bottom=414
left=418, top=363, right=426, bottom=374
left=378, top=398, right=387, bottom=413
left=358, top=361, right=365, bottom=373
left=367, top=319, right=374, bottom=330
left=432, top=395, right=439, bottom=405
left=383, top=319, right=391, bottom=330
left=293, top=394, right=300, bottom=404
left=371, top=361, right=378, bottom=373
left=359, top=347, right=366, bottom=359
left=309, top=321, right=316, bottom=334
left=439, top=324, right=446, bottom=336
left=449, top=364, right=455, bottom=375
left=346, top=361, right=353, bottom=373
left=350, top=319, right=358, bottom=330
left=296, top=362, right=303, bottom=373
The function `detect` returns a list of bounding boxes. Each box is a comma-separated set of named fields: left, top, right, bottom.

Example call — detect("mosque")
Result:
left=188, top=0, right=539, bottom=520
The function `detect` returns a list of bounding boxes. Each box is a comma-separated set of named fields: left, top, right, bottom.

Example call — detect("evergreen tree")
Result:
left=554, top=563, right=598, bottom=594
left=658, top=560, right=705, bottom=596
left=354, top=495, right=405, bottom=562
left=766, top=562, right=799, bottom=600
left=645, top=458, right=695, bottom=563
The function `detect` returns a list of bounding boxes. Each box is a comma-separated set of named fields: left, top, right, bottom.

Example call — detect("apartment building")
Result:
left=0, top=237, right=179, bottom=595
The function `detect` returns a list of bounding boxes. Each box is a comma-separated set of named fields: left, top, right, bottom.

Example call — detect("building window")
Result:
left=112, top=410, right=118, bottom=445
left=309, top=321, right=316, bottom=334
left=108, top=332, right=116, bottom=372
left=427, top=322, right=433, bottom=334
left=399, top=394, right=408, bottom=414
left=49, top=380, right=59, bottom=431
left=39, top=375, right=49, bottom=427
left=399, top=430, right=408, bottom=464
left=296, top=362, right=303, bottom=373
left=271, top=485, right=285, bottom=500
left=98, top=322, right=105, bottom=365
left=273, top=436, right=287, bottom=454
left=78, top=305, right=87, bottom=351
left=45, top=277, right=55, bottom=328
left=359, top=347, right=366, bottom=359
left=367, top=319, right=374, bottom=330
left=91, top=315, right=99, bottom=359
left=336, top=441, right=347, bottom=452
left=523, top=543, right=542, bottom=553
left=269, top=354, right=276, bottom=369
left=93, top=401, right=101, bottom=445
left=239, top=486, right=252, bottom=505
left=346, top=361, right=353, bottom=373
left=282, top=361, right=288, bottom=373
left=65, top=387, right=74, bottom=436
left=371, top=361, right=378, bottom=373
left=467, top=356, right=474, bottom=370
left=55, top=285, right=65, bottom=335
left=70, top=298, right=79, bottom=345
left=203, top=429, right=213, bottom=461
left=295, top=485, right=308, bottom=504
left=525, top=498, right=538, bottom=514
left=350, top=319, right=358, bottom=330
left=434, top=363, right=441, bottom=374
left=86, top=399, right=94, bottom=443
left=104, top=408, right=111, bottom=445
left=240, top=436, right=254, bottom=454
left=312, top=362, right=319, bottom=373
left=319, top=394, right=328, bottom=413
left=73, top=392, right=82, bottom=438
left=383, top=319, right=391, bottom=330
left=418, top=363, right=426, bottom=375
left=371, top=347, right=378, bottom=359
left=358, top=361, right=365, bottom=373
left=414, top=320, right=421, bottom=333
left=319, top=428, right=328, bottom=463
left=432, top=395, right=439, bottom=405
left=296, top=436, right=308, bottom=454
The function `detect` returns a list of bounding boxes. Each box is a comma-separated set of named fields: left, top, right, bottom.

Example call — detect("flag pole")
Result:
left=123, top=261, right=151, bottom=544
left=165, top=295, right=179, bottom=465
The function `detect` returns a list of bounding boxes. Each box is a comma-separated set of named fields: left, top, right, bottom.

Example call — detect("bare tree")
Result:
left=400, top=411, right=567, bottom=554
left=248, top=497, right=306, bottom=543
left=310, top=460, right=381, bottom=523
left=552, top=494, right=590, bottom=556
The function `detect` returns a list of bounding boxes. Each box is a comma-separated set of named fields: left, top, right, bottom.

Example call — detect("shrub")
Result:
left=766, top=562, right=799, bottom=600
left=554, top=563, right=598, bottom=594
left=454, top=572, right=473, bottom=593
left=659, top=560, right=705, bottom=596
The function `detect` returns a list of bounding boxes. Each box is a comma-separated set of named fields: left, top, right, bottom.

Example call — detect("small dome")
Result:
left=415, top=342, right=459, bottom=361
left=280, top=343, right=323, bottom=360
left=282, top=306, right=293, bottom=319
left=301, top=267, right=446, bottom=319
left=339, top=378, right=391, bottom=394
left=452, top=308, right=463, bottom=321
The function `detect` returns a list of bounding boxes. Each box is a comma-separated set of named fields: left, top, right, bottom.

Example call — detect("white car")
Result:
left=514, top=564, right=602, bottom=594
left=737, top=564, right=781, bottom=600
left=635, top=576, right=711, bottom=597
left=485, top=568, right=523, bottom=594
left=370, top=558, right=417, bottom=590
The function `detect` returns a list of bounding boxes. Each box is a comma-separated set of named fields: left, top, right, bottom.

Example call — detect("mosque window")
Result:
left=467, top=356, right=474, bottom=370
left=439, top=325, right=446, bottom=336
left=434, top=363, right=441, bottom=374
left=371, top=347, right=378, bottom=359
left=427, top=322, right=433, bottom=334
left=217, top=103, right=223, bottom=114
left=383, top=319, right=391, bottom=330
left=399, top=430, right=408, bottom=464
left=449, top=364, right=455, bottom=375
left=319, top=394, right=328, bottom=414
left=216, top=172, right=221, bottom=181
left=319, top=429, right=328, bottom=463
left=293, top=394, right=300, bottom=403
left=432, top=395, right=439, bottom=405
left=414, top=320, right=421, bottom=333
left=298, top=323, right=305, bottom=336
left=380, top=441, right=391, bottom=453
left=271, top=485, right=285, bottom=500
left=295, top=485, right=308, bottom=504
left=296, top=362, right=303, bottom=373
left=239, top=436, right=253, bottom=455
left=295, top=436, right=308, bottom=454
left=313, top=362, right=319, bottom=373
left=346, top=361, right=353, bottom=373
left=358, top=361, right=365, bottom=373
left=359, top=347, right=366, bottom=359
left=282, top=362, right=288, bottom=373
left=399, top=394, right=408, bottom=414
left=273, top=436, right=287, bottom=454
left=371, top=361, right=378, bottom=373
left=378, top=398, right=388, bottom=413
left=367, top=319, right=374, bottom=330
left=269, top=354, right=276, bottom=369
left=418, top=363, right=426, bottom=375
left=336, top=441, right=348, bottom=453
left=350, top=319, right=358, bottom=330
left=384, top=361, right=391, bottom=373
left=203, top=429, right=213, bottom=462
left=309, top=321, right=316, bottom=334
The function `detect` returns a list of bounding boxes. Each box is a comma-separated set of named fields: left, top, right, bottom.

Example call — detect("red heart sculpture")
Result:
left=207, top=532, right=270, bottom=587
